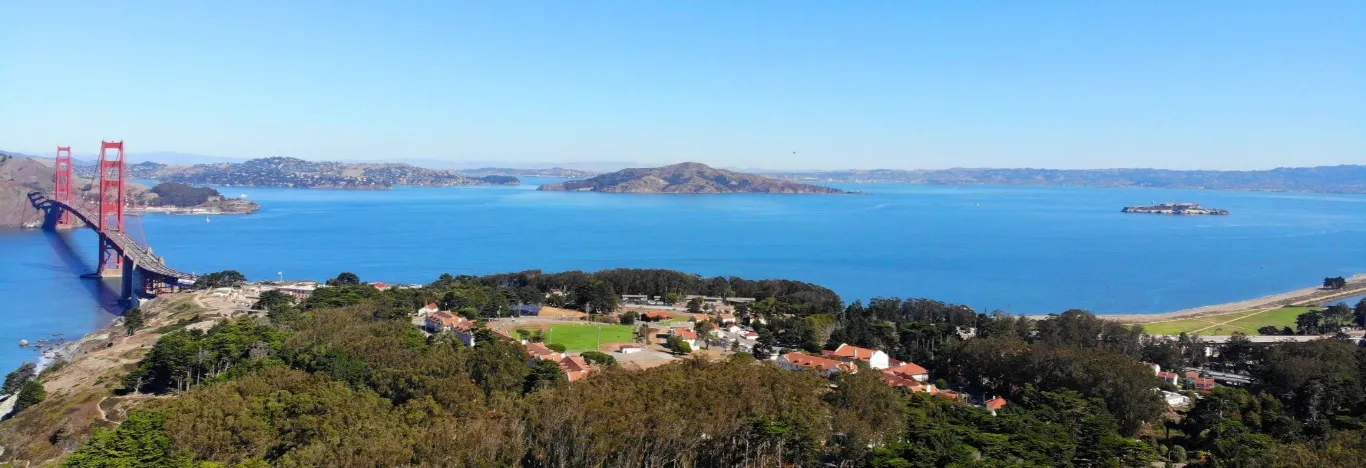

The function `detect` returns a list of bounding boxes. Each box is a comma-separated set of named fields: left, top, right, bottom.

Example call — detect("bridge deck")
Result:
left=39, top=192, right=194, bottom=281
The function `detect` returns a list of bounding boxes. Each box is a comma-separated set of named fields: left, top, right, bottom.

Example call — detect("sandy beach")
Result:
left=1104, top=273, right=1366, bottom=324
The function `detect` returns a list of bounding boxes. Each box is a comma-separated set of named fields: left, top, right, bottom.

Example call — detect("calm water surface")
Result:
left=4, top=180, right=1365, bottom=371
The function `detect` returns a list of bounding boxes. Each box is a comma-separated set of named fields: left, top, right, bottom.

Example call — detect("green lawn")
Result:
left=1137, top=306, right=1311, bottom=336
left=545, top=324, right=635, bottom=352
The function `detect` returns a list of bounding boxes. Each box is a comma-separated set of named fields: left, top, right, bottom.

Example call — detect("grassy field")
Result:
left=543, top=323, right=636, bottom=352
left=1138, top=306, right=1311, bottom=336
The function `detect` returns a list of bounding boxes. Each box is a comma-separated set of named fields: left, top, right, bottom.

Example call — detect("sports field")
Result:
left=543, top=323, right=635, bottom=352
left=1138, top=306, right=1310, bottom=336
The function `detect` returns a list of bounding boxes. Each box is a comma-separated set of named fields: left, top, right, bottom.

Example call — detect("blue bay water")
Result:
left=4, top=180, right=1365, bottom=371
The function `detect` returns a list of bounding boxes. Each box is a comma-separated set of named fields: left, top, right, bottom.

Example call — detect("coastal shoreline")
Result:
left=1099, top=274, right=1366, bottom=324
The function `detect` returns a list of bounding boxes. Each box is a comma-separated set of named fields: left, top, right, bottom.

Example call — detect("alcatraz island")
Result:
left=1122, top=202, right=1229, bottom=215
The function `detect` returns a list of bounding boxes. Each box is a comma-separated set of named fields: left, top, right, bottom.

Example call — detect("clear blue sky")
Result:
left=2, top=1, right=1361, bottom=170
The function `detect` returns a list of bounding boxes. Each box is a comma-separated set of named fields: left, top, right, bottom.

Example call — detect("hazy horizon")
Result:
left=2, top=2, right=1362, bottom=171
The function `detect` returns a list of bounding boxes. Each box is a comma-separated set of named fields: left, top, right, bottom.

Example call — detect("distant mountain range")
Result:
left=538, top=162, right=845, bottom=194
left=10, top=148, right=1366, bottom=194
left=458, top=167, right=598, bottom=178
left=74, top=157, right=520, bottom=189
left=768, top=165, right=1366, bottom=194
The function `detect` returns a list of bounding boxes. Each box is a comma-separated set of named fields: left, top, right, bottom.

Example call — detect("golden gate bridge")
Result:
left=29, top=141, right=194, bottom=304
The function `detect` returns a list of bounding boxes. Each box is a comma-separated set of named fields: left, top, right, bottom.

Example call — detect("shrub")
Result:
left=581, top=351, right=617, bottom=366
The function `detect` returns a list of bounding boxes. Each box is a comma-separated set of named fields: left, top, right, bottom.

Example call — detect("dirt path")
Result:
left=94, top=397, right=108, bottom=422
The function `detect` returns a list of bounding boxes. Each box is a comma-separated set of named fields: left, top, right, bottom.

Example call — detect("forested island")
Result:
left=82, top=157, right=520, bottom=189
left=4, top=267, right=1366, bottom=466
left=773, top=165, right=1366, bottom=194
left=539, top=162, right=845, bottom=193
left=144, top=182, right=259, bottom=214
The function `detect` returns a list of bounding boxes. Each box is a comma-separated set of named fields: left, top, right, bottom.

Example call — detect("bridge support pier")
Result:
left=98, top=234, right=123, bottom=278
left=121, top=258, right=136, bottom=303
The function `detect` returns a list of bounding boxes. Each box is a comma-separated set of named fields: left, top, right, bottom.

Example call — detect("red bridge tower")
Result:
left=98, top=141, right=126, bottom=276
left=54, top=146, right=74, bottom=228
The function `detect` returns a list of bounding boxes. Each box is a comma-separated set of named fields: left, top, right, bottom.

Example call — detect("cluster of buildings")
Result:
left=620, top=294, right=757, bottom=310
left=420, top=303, right=479, bottom=347
left=418, top=303, right=598, bottom=383
left=776, top=343, right=1007, bottom=414
left=1145, top=363, right=1218, bottom=409
left=525, top=342, right=593, bottom=382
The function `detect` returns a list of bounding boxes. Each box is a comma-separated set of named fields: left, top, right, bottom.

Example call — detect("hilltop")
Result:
left=82, top=157, right=521, bottom=189
left=538, top=162, right=844, bottom=194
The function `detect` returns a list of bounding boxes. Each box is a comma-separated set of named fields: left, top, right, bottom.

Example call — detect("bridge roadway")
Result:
left=34, top=190, right=193, bottom=282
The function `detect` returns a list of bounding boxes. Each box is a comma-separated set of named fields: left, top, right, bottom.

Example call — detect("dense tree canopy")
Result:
left=192, top=270, right=246, bottom=289
left=149, top=182, right=220, bottom=207
left=49, top=268, right=1366, bottom=467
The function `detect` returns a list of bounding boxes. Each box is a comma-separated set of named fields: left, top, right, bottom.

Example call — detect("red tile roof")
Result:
left=831, top=343, right=883, bottom=361
left=526, top=342, right=561, bottom=360
left=885, top=362, right=929, bottom=378
left=430, top=311, right=463, bottom=326
left=673, top=328, right=699, bottom=339
left=986, top=396, right=1007, bottom=410
left=781, top=352, right=845, bottom=372
left=559, top=356, right=591, bottom=381
left=935, top=390, right=962, bottom=401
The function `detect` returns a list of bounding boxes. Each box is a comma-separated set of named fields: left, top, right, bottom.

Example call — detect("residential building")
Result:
left=425, top=311, right=463, bottom=333
left=778, top=352, right=854, bottom=377
left=559, top=356, right=591, bottom=382
left=526, top=342, right=563, bottom=362
left=1157, top=371, right=1180, bottom=386
left=1163, top=391, right=1193, bottom=409
left=885, top=362, right=930, bottom=382
left=277, top=284, right=316, bottom=300
left=425, top=311, right=479, bottom=347
left=671, top=328, right=700, bottom=349
left=985, top=396, right=1007, bottom=411
left=718, top=314, right=737, bottom=324
left=1183, top=371, right=1217, bottom=392
left=418, top=302, right=439, bottom=316
left=451, top=321, right=478, bottom=347
left=829, top=343, right=890, bottom=369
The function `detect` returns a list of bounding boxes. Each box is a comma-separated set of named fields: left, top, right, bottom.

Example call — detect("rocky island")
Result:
left=537, top=162, right=845, bottom=194
left=1122, top=202, right=1229, bottom=215
left=96, top=157, right=520, bottom=189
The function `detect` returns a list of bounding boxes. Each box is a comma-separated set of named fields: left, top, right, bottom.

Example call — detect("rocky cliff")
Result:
left=537, top=162, right=844, bottom=194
